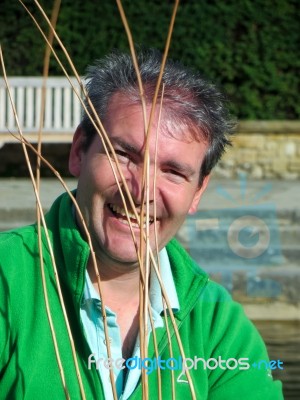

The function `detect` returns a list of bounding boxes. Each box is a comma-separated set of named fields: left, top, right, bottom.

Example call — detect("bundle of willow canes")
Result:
left=0, top=0, right=198, bottom=399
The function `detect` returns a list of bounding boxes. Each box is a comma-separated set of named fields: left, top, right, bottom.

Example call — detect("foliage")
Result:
left=0, top=0, right=299, bottom=119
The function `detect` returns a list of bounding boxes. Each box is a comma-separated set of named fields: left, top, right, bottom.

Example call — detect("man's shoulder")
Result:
left=166, top=238, right=208, bottom=277
left=0, top=226, right=41, bottom=303
left=166, top=239, right=234, bottom=318
left=0, top=191, right=73, bottom=254
left=166, top=238, right=249, bottom=324
left=0, top=225, right=38, bottom=269
left=0, top=224, right=37, bottom=247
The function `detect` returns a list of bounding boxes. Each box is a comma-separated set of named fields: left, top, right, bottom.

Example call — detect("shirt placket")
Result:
left=96, top=301, right=124, bottom=399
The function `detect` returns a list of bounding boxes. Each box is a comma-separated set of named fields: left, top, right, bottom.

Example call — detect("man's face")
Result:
left=69, top=92, right=209, bottom=268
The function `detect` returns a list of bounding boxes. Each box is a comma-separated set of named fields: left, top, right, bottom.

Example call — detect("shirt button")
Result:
left=103, top=337, right=112, bottom=345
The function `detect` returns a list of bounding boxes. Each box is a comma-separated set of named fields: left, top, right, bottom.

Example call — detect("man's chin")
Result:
left=96, top=247, right=141, bottom=269
left=93, top=233, right=164, bottom=270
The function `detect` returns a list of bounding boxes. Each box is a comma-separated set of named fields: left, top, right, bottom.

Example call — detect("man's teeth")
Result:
left=109, top=203, right=154, bottom=226
left=111, top=204, right=135, bottom=219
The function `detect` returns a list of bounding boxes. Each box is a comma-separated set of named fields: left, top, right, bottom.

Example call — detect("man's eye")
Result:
left=164, top=169, right=186, bottom=182
left=112, top=150, right=130, bottom=162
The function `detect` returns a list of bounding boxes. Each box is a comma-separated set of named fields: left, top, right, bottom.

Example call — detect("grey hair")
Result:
left=80, top=48, right=236, bottom=186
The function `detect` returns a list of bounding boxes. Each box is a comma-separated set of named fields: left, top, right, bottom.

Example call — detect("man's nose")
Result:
left=127, top=165, right=155, bottom=206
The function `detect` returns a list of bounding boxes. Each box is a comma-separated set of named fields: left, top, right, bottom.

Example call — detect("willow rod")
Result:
left=114, top=6, right=149, bottom=391
left=36, top=0, right=61, bottom=189
left=115, top=2, right=149, bottom=395
left=13, top=3, right=146, bottom=397
left=116, top=1, right=181, bottom=398
left=1, top=64, right=87, bottom=400
left=0, top=46, right=70, bottom=400
left=34, top=2, right=74, bottom=397
left=150, top=86, right=166, bottom=400
left=24, top=0, right=148, bottom=252
left=19, top=0, right=146, bottom=276
left=18, top=2, right=142, bottom=397
left=151, top=85, right=174, bottom=399
left=16, top=1, right=195, bottom=398
left=34, top=2, right=68, bottom=395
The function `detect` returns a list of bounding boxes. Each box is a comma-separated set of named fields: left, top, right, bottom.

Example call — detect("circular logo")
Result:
left=227, top=215, right=270, bottom=259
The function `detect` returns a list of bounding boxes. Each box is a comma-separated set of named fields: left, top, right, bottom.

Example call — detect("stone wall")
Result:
left=214, top=121, right=300, bottom=180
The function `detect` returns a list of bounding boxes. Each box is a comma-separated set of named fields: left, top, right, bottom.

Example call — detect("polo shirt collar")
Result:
left=82, top=247, right=180, bottom=315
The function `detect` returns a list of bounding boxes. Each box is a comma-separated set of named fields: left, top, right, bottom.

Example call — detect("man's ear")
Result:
left=188, top=174, right=210, bottom=215
left=69, top=126, right=85, bottom=177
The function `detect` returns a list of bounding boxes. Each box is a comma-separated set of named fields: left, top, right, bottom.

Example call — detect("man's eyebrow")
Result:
left=110, top=137, right=141, bottom=155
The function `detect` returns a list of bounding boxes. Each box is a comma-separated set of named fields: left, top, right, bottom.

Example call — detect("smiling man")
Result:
left=0, top=49, right=283, bottom=399
left=70, top=91, right=209, bottom=265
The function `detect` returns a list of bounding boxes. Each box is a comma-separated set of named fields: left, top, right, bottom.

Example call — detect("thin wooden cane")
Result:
left=112, top=2, right=187, bottom=398
left=7, top=51, right=194, bottom=400
left=36, top=0, right=61, bottom=189
left=148, top=249, right=197, bottom=400
left=146, top=1, right=197, bottom=396
left=115, top=0, right=148, bottom=132
left=11, top=124, right=183, bottom=400
left=22, top=0, right=146, bottom=252
left=18, top=2, right=195, bottom=396
left=148, top=301, right=162, bottom=400
left=17, top=3, right=143, bottom=398
left=149, top=84, right=196, bottom=400
left=19, top=0, right=145, bottom=281
left=21, top=0, right=152, bottom=275
left=34, top=2, right=67, bottom=395
left=5, top=5, right=157, bottom=400
left=23, top=0, right=145, bottom=262
left=35, top=0, right=62, bottom=372
left=0, top=47, right=70, bottom=400
left=116, top=2, right=177, bottom=396
left=17, top=2, right=150, bottom=396
left=114, top=6, right=149, bottom=394
left=34, top=3, right=69, bottom=397
left=152, top=87, right=178, bottom=399
left=151, top=83, right=194, bottom=400
left=117, top=2, right=180, bottom=398
left=149, top=86, right=166, bottom=400
left=1, top=81, right=87, bottom=400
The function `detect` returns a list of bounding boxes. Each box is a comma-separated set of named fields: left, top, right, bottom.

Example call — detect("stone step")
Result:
left=178, top=225, right=300, bottom=246
left=184, top=245, right=299, bottom=265
left=182, top=208, right=300, bottom=228
left=208, top=265, right=300, bottom=305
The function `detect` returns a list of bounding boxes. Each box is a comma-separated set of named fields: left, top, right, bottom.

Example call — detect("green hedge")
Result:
left=1, top=0, right=299, bottom=119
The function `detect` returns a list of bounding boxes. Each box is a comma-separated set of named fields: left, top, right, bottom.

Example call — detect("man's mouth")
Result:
left=107, top=203, right=155, bottom=228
